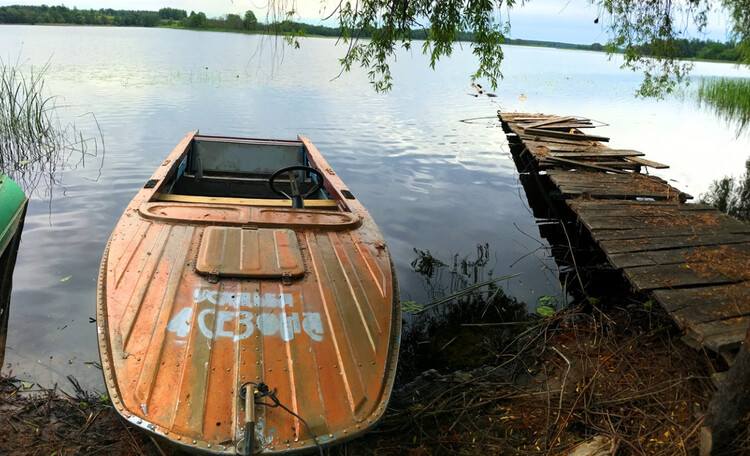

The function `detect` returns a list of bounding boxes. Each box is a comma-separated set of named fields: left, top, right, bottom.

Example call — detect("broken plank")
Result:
left=548, top=150, right=645, bottom=158
left=535, top=123, right=596, bottom=130
left=523, top=116, right=576, bottom=129
left=625, top=156, right=669, bottom=169
left=541, top=158, right=641, bottom=170
left=543, top=156, right=628, bottom=173
left=524, top=127, right=610, bottom=142
left=519, top=134, right=600, bottom=147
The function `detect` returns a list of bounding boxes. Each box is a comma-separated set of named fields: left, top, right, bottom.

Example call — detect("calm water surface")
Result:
left=2, top=25, right=749, bottom=389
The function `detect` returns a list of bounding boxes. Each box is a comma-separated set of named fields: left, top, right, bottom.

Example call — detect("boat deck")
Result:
left=498, top=112, right=750, bottom=360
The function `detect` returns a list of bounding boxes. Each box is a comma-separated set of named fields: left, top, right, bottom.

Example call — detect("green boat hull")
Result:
left=0, top=175, right=27, bottom=369
left=0, top=175, right=27, bottom=257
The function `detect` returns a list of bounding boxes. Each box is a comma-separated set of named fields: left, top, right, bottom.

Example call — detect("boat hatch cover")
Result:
left=196, top=227, right=305, bottom=278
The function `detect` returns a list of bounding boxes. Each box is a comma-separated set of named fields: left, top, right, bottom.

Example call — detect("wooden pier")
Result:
left=498, top=112, right=750, bottom=360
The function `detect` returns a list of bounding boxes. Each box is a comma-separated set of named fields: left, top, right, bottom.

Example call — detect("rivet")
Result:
left=207, top=444, right=211, bottom=448
left=227, top=368, right=230, bottom=372
left=177, top=436, right=182, bottom=440
left=192, top=440, right=197, bottom=444
left=137, top=420, right=142, bottom=424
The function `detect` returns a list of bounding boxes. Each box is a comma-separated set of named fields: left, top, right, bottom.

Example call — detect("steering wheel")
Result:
left=268, top=165, right=325, bottom=209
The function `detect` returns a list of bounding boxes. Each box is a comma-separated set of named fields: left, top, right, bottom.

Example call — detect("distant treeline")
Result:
left=0, top=4, right=742, bottom=63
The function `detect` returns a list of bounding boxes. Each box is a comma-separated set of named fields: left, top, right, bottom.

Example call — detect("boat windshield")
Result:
left=161, top=136, right=332, bottom=204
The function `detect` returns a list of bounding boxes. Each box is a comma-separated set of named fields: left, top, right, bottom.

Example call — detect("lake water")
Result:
left=1, top=25, right=749, bottom=390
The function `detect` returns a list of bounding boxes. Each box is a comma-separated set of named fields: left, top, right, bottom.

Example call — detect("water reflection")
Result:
left=399, top=245, right=532, bottom=381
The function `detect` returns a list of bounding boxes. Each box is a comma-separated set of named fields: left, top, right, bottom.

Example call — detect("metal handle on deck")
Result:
left=237, top=384, right=256, bottom=456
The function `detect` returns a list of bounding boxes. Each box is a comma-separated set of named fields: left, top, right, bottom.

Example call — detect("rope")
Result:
left=239, top=382, right=325, bottom=456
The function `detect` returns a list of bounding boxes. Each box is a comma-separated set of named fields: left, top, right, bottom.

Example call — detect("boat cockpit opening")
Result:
left=160, top=136, right=336, bottom=209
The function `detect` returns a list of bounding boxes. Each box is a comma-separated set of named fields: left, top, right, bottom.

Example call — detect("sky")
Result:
left=0, top=0, right=734, bottom=44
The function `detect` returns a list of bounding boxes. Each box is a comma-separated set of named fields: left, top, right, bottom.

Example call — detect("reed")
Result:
left=0, top=58, right=103, bottom=199
left=697, top=77, right=750, bottom=135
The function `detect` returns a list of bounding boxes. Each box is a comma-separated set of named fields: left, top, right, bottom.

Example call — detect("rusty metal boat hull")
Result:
left=97, top=133, right=400, bottom=454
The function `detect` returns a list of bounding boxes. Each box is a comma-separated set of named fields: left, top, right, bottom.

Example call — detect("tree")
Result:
left=186, top=11, right=207, bottom=28
left=226, top=13, right=244, bottom=30
left=244, top=10, right=258, bottom=30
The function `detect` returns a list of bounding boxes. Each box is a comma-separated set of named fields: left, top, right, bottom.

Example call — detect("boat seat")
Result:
left=155, top=193, right=340, bottom=209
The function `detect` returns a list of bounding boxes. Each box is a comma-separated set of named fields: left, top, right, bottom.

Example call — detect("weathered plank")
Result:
left=607, top=243, right=750, bottom=269
left=580, top=212, right=743, bottom=232
left=654, top=283, right=750, bottom=313
left=685, top=318, right=750, bottom=352
left=547, top=170, right=688, bottom=201
left=623, top=263, right=738, bottom=291
left=570, top=200, right=716, bottom=216
left=599, top=232, right=750, bottom=254
left=592, top=224, right=750, bottom=241
left=654, top=283, right=750, bottom=328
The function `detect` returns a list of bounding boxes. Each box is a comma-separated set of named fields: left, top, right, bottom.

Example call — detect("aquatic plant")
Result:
left=697, top=77, right=750, bottom=136
left=0, top=57, right=103, bottom=200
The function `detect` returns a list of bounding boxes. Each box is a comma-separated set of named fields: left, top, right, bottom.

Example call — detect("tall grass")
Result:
left=0, top=57, right=103, bottom=200
left=697, top=77, right=750, bottom=136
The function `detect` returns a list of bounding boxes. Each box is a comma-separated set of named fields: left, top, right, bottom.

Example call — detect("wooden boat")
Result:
left=97, top=132, right=400, bottom=455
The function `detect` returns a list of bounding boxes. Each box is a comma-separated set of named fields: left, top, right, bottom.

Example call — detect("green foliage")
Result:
left=536, top=305, right=555, bottom=316
left=184, top=11, right=207, bottom=28
left=595, top=0, right=714, bottom=98
left=336, top=0, right=514, bottom=92
left=725, top=0, right=750, bottom=64
left=158, top=7, right=187, bottom=21
left=0, top=5, right=169, bottom=27
left=701, top=157, right=750, bottom=222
